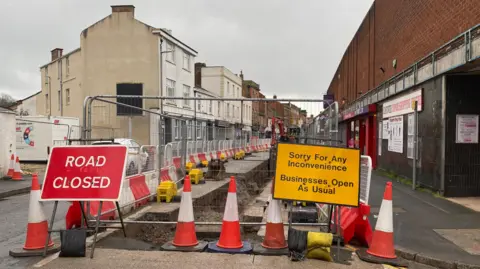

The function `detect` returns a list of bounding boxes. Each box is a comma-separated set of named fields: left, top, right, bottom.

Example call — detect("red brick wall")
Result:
left=327, top=0, right=480, bottom=105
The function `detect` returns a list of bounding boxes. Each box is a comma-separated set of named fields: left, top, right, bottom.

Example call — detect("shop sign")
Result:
left=323, top=94, right=334, bottom=109
left=382, top=89, right=422, bottom=118
left=343, top=104, right=376, bottom=121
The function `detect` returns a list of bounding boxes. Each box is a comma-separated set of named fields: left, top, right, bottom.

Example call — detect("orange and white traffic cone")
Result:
left=9, top=174, right=60, bottom=257
left=207, top=176, right=252, bottom=253
left=356, top=182, right=406, bottom=266
left=172, top=175, right=198, bottom=247
left=261, top=198, right=287, bottom=249
left=24, top=174, right=53, bottom=250
left=12, top=156, right=22, bottom=181
left=217, top=176, right=242, bottom=249
left=366, top=181, right=395, bottom=259
left=6, top=154, right=15, bottom=177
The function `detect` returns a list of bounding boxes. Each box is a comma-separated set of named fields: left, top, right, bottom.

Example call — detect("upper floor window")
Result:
left=209, top=100, right=212, bottom=114
left=197, top=93, right=202, bottom=111
left=227, top=81, right=230, bottom=96
left=183, top=52, right=190, bottom=71
left=166, top=79, right=176, bottom=104
left=166, top=41, right=175, bottom=63
left=183, top=85, right=190, bottom=107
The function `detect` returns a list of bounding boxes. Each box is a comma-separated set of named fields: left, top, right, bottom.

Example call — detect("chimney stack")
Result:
left=161, top=28, right=173, bottom=35
left=111, top=5, right=135, bottom=17
left=51, top=48, right=63, bottom=61
left=194, top=62, right=207, bottom=88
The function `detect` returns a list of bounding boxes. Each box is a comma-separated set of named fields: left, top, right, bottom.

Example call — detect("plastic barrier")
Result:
left=144, top=171, right=158, bottom=201
left=87, top=201, right=116, bottom=220
left=160, top=167, right=172, bottom=182
left=129, top=174, right=150, bottom=208
left=327, top=155, right=374, bottom=246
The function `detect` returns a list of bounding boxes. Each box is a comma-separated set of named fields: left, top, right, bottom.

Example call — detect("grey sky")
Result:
left=0, top=0, right=373, bottom=110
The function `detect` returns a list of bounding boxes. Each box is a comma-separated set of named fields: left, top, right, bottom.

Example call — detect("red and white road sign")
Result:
left=40, top=145, right=128, bottom=201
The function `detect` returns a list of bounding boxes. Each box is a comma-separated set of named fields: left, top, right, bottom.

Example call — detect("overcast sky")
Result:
left=0, top=0, right=373, bottom=113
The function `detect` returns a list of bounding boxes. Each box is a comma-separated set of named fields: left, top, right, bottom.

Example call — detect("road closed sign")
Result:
left=273, top=143, right=360, bottom=207
left=40, top=145, right=128, bottom=201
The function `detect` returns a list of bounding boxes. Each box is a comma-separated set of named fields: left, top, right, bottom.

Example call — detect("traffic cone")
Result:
left=366, top=182, right=396, bottom=259
left=261, top=198, right=287, bottom=249
left=24, top=174, right=53, bottom=250
left=172, top=175, right=198, bottom=247
left=261, top=181, right=287, bottom=249
left=217, top=176, right=243, bottom=249
left=207, top=176, right=252, bottom=253
left=12, top=156, right=22, bottom=180
left=7, top=154, right=15, bottom=177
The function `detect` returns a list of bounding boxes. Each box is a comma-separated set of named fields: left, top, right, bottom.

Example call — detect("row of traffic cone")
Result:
left=170, top=175, right=286, bottom=251
left=6, top=154, right=23, bottom=180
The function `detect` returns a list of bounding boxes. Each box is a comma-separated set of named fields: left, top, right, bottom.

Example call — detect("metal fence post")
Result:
left=181, top=123, right=188, bottom=172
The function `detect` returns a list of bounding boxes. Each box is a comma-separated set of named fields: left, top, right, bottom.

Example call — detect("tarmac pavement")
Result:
left=369, top=172, right=480, bottom=268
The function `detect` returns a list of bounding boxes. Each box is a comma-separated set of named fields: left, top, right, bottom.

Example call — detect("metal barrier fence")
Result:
left=80, top=96, right=334, bottom=227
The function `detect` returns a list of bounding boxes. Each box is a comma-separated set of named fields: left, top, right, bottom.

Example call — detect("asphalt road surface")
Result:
left=0, top=193, right=69, bottom=269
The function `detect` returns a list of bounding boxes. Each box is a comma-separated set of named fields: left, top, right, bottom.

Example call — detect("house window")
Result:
left=217, top=101, right=221, bottom=116
left=116, top=83, right=143, bottom=115
left=227, top=81, right=230, bottom=96
left=166, top=41, right=175, bottom=63
left=187, top=120, right=192, bottom=138
left=183, top=85, right=190, bottom=107
left=65, top=57, right=70, bottom=77
left=183, top=51, right=190, bottom=71
left=209, top=100, right=212, bottom=114
left=197, top=94, right=202, bottom=111
left=174, top=119, right=180, bottom=139
left=227, top=104, right=230, bottom=117
left=232, top=84, right=235, bottom=97
left=196, top=122, right=201, bottom=139
left=65, top=89, right=70, bottom=105
left=166, top=79, right=176, bottom=104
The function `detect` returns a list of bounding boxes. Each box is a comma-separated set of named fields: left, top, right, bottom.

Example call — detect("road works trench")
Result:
left=96, top=172, right=273, bottom=250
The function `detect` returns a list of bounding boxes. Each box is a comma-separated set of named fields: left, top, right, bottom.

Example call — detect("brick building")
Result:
left=326, top=0, right=480, bottom=197
left=241, top=78, right=266, bottom=135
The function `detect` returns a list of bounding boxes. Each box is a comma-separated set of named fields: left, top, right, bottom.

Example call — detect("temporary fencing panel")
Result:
left=79, top=95, right=343, bottom=234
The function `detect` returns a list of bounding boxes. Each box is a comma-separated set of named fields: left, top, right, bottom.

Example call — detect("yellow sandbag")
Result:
left=307, top=232, right=333, bottom=249
left=306, top=247, right=333, bottom=262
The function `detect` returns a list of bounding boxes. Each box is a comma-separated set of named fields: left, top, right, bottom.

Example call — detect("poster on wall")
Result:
left=382, top=120, right=389, bottom=139
left=388, top=116, right=403, bottom=153
left=456, top=114, right=479, bottom=144
left=407, top=114, right=414, bottom=159
left=378, top=122, right=382, bottom=156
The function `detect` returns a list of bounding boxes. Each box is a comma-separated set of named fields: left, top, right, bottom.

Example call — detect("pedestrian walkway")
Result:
left=32, top=249, right=385, bottom=269
left=370, top=172, right=480, bottom=266
left=0, top=173, right=44, bottom=199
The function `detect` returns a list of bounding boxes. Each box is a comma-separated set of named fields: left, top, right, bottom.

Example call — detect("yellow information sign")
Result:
left=273, top=143, right=361, bottom=207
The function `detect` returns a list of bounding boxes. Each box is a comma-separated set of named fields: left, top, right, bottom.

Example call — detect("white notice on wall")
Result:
left=456, top=114, right=479, bottom=144
left=407, top=114, right=414, bottom=159
left=382, top=120, right=389, bottom=139
left=388, top=116, right=403, bottom=153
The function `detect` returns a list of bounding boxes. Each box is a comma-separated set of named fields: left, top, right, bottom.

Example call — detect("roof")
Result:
left=153, top=29, right=198, bottom=55
left=17, top=91, right=41, bottom=103
left=40, top=48, right=81, bottom=69
left=0, top=107, right=15, bottom=114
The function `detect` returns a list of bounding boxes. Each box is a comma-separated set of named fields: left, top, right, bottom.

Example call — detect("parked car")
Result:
left=92, top=138, right=148, bottom=176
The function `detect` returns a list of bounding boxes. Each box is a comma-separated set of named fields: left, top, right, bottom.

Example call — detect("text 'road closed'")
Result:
left=273, top=143, right=360, bottom=207
left=40, top=145, right=128, bottom=201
